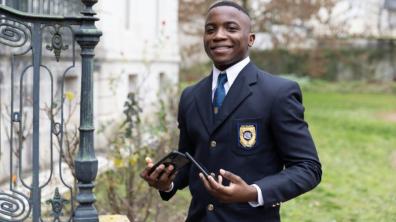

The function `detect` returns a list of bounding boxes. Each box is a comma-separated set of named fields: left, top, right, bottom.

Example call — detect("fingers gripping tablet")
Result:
left=148, top=151, right=190, bottom=175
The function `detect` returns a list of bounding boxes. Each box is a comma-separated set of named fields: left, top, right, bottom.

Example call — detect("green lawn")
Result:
left=96, top=84, right=396, bottom=221
left=159, top=89, right=396, bottom=221
left=281, top=91, right=396, bottom=222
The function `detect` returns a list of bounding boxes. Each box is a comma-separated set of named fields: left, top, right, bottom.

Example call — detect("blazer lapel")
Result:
left=211, top=63, right=258, bottom=135
left=194, top=74, right=214, bottom=134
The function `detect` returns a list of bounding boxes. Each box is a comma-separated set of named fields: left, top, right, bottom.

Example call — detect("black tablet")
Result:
left=148, top=150, right=190, bottom=175
left=185, top=152, right=211, bottom=178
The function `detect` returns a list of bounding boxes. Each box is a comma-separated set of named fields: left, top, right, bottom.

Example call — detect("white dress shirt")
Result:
left=211, top=56, right=250, bottom=100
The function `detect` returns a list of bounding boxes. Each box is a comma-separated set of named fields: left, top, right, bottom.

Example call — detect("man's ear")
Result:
left=248, top=33, right=255, bottom=47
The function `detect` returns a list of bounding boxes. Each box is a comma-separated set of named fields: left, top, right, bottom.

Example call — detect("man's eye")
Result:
left=205, top=28, right=215, bottom=33
left=228, top=26, right=238, bottom=32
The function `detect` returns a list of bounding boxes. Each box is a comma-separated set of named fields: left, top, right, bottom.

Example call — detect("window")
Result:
left=159, top=72, right=166, bottom=92
left=155, top=0, right=160, bottom=35
left=0, top=70, right=3, bottom=85
left=128, top=74, right=138, bottom=93
left=125, top=0, right=131, bottom=29
left=63, top=74, right=78, bottom=95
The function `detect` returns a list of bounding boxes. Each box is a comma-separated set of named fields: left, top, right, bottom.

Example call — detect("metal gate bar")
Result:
left=31, top=22, right=42, bottom=222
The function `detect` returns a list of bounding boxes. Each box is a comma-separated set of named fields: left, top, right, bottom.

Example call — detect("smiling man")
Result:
left=141, top=1, right=322, bottom=221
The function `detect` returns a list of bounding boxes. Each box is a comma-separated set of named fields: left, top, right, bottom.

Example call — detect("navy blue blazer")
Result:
left=161, top=62, right=322, bottom=222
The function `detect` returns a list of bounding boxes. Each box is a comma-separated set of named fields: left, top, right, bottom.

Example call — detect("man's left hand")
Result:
left=199, top=169, right=258, bottom=203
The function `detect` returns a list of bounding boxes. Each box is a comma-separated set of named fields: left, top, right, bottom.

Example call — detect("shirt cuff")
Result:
left=163, top=182, right=174, bottom=193
left=248, top=184, right=264, bottom=207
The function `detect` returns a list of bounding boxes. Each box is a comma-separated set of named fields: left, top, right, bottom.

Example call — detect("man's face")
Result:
left=204, top=6, right=255, bottom=70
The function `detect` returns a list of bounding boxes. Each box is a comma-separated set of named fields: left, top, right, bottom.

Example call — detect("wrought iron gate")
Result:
left=0, top=0, right=101, bottom=221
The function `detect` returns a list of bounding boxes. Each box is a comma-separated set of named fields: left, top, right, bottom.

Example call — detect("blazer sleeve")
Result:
left=255, top=81, right=322, bottom=207
left=160, top=88, right=193, bottom=201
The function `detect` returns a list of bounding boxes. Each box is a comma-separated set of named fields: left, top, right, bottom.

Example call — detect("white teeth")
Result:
left=213, top=46, right=230, bottom=49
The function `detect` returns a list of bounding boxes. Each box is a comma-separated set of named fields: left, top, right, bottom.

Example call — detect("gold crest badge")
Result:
left=239, top=124, right=256, bottom=148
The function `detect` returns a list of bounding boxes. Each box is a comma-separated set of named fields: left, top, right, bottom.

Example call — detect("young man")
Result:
left=141, top=1, right=322, bottom=221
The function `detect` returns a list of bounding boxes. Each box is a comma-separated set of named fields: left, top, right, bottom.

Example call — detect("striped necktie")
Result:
left=213, top=72, right=228, bottom=115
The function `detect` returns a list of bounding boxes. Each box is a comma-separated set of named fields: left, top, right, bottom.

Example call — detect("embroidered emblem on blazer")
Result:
left=239, top=124, right=257, bottom=148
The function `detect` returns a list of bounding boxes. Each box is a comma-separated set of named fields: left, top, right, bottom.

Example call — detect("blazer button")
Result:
left=207, top=204, right=214, bottom=211
left=210, top=141, right=216, bottom=148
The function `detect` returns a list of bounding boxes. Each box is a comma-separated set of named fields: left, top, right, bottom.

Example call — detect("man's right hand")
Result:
left=140, top=157, right=177, bottom=191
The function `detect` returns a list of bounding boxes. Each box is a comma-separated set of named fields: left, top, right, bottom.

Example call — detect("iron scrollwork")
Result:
left=46, top=188, right=69, bottom=222
left=0, top=16, right=31, bottom=222
left=0, top=18, right=30, bottom=48
left=46, top=26, right=69, bottom=62
left=0, top=191, right=31, bottom=221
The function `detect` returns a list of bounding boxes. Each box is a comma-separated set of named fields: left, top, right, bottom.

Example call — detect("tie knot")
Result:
left=217, top=72, right=228, bottom=85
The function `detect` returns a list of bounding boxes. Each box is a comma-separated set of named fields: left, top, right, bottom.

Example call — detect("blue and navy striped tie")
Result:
left=213, top=72, right=228, bottom=115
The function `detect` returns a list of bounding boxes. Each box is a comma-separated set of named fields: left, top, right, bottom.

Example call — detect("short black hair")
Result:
left=208, top=1, right=250, bottom=18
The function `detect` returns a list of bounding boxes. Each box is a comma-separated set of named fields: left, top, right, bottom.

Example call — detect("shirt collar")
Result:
left=212, top=56, right=250, bottom=91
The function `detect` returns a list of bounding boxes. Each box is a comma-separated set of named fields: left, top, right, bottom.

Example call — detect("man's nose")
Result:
left=213, top=28, right=227, bottom=40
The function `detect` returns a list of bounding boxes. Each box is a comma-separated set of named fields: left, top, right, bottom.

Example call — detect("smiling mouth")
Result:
left=211, top=46, right=232, bottom=53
